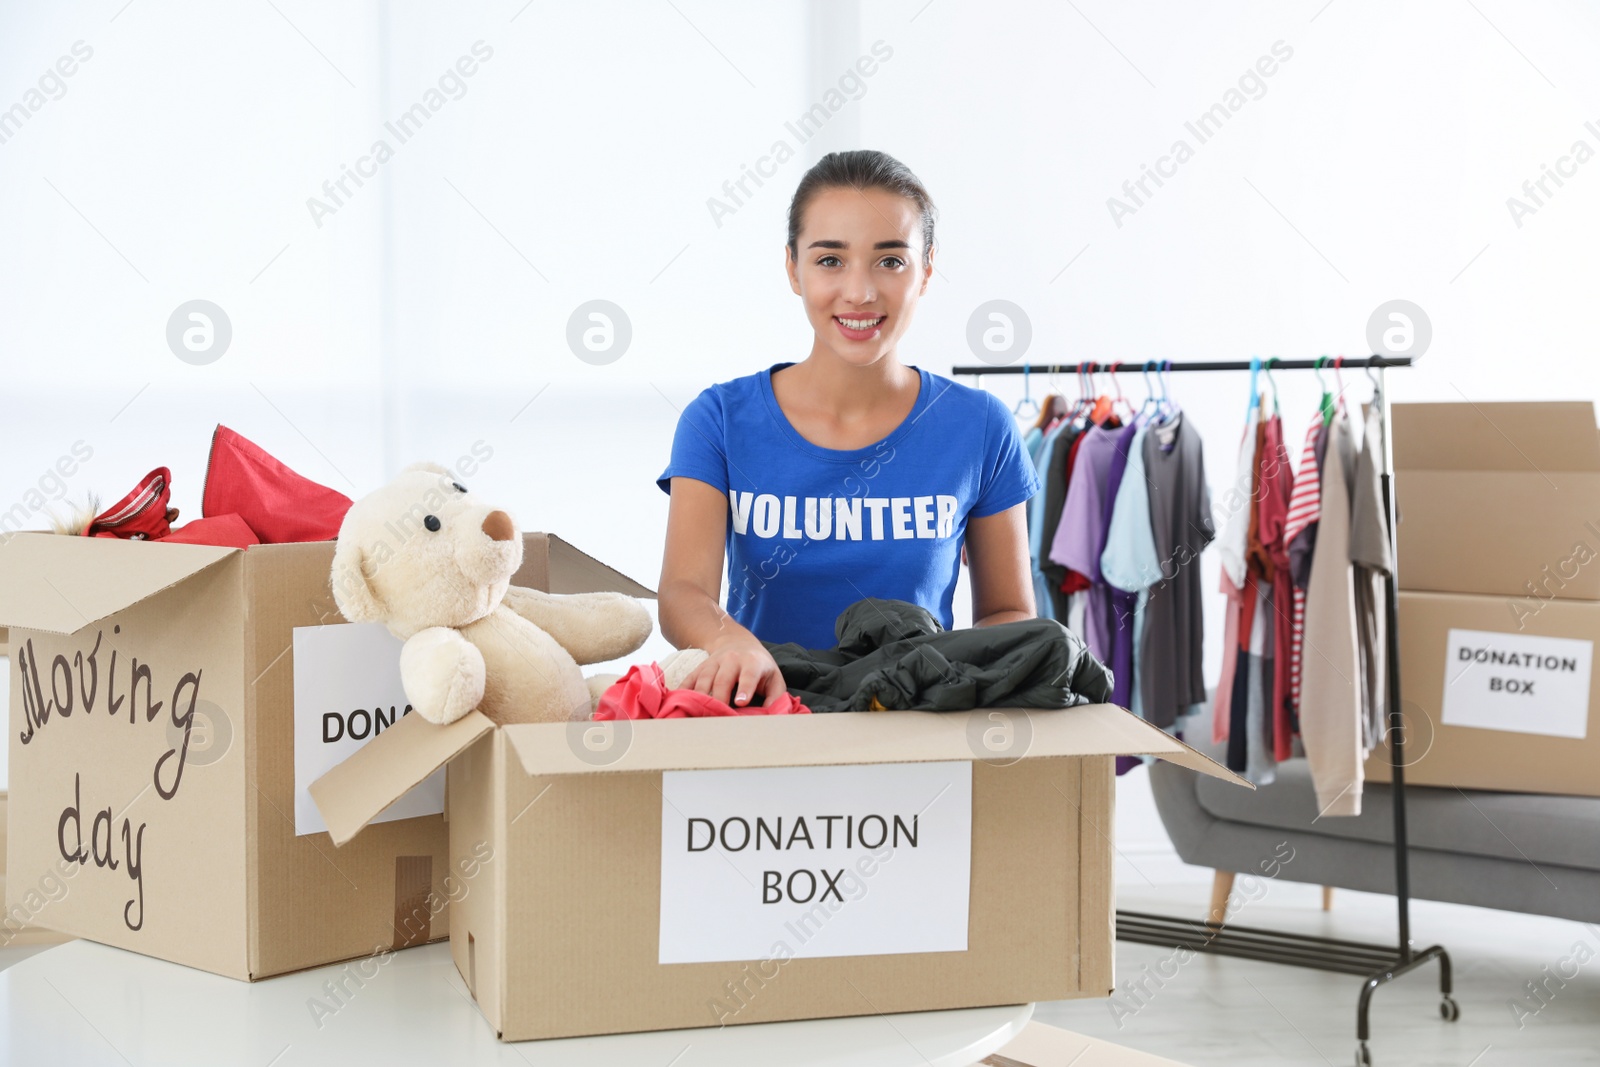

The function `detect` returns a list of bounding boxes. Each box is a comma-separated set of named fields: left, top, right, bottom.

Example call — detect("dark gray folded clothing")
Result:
left=761, top=597, right=1114, bottom=713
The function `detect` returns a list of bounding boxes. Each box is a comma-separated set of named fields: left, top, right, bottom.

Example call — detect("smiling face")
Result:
left=785, top=184, right=934, bottom=368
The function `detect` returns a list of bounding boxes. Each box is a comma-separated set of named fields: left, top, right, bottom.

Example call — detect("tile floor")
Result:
left=1038, top=880, right=1600, bottom=1066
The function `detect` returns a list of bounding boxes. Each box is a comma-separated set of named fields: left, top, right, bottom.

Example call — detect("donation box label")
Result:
left=658, top=760, right=972, bottom=965
left=1441, top=627, right=1592, bottom=740
left=292, top=623, right=444, bottom=836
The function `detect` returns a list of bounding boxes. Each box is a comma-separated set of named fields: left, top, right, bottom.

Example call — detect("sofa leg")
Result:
left=1209, top=870, right=1234, bottom=925
left=1322, top=886, right=1334, bottom=911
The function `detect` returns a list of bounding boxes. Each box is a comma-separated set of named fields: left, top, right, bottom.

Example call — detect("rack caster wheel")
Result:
left=1440, top=995, right=1460, bottom=1021
left=1355, top=1041, right=1372, bottom=1066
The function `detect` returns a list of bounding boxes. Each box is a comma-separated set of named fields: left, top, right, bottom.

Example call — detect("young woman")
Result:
left=656, top=150, right=1040, bottom=708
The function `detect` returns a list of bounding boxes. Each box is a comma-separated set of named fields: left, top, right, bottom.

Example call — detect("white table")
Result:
left=1, top=940, right=1033, bottom=1066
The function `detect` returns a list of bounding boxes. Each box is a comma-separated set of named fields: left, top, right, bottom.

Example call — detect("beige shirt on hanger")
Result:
left=1300, top=410, right=1364, bottom=817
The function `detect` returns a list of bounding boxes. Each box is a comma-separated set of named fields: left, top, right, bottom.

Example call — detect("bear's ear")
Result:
left=402, top=461, right=451, bottom=477
left=330, top=537, right=384, bottom=623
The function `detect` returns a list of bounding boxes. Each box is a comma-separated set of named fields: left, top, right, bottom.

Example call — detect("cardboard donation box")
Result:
left=0, top=531, right=648, bottom=980
left=313, top=694, right=1245, bottom=1042
left=1392, top=401, right=1600, bottom=601
left=1367, top=590, right=1600, bottom=797
left=986, top=1020, right=1193, bottom=1066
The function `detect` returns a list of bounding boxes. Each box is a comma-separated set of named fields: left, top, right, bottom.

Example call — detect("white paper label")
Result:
left=292, top=623, right=444, bottom=836
left=657, top=760, right=972, bottom=965
left=1440, top=628, right=1592, bottom=740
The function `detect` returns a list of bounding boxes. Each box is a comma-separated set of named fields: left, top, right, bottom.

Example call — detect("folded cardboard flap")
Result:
left=546, top=533, right=657, bottom=599
left=310, top=710, right=495, bottom=846
left=1390, top=402, right=1600, bottom=601
left=1393, top=401, right=1600, bottom=472
left=0, top=533, right=239, bottom=634
left=508, top=703, right=1251, bottom=786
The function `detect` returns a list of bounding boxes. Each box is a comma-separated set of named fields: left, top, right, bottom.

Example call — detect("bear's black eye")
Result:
left=452, top=482, right=467, bottom=493
left=424, top=515, right=441, bottom=532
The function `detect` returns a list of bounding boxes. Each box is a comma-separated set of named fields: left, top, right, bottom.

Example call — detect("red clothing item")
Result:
left=594, top=662, right=812, bottom=720
left=1285, top=419, right=1325, bottom=725
left=82, top=426, right=351, bottom=548
left=1060, top=569, right=1093, bottom=594
left=202, top=425, right=352, bottom=543
left=1255, top=415, right=1296, bottom=760
left=86, top=467, right=177, bottom=540
left=163, top=513, right=260, bottom=548
left=1255, top=416, right=1293, bottom=574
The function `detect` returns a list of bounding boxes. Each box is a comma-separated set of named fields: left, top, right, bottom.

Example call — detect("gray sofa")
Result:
left=1151, top=732, right=1600, bottom=924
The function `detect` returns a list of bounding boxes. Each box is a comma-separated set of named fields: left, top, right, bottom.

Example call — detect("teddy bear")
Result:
left=329, top=462, right=654, bottom=726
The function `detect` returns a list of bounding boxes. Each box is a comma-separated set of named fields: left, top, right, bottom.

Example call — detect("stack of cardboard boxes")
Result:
left=1365, top=401, right=1600, bottom=797
left=2, top=527, right=1243, bottom=1044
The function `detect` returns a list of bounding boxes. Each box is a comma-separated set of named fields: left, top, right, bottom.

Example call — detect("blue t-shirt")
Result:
left=657, top=362, right=1042, bottom=650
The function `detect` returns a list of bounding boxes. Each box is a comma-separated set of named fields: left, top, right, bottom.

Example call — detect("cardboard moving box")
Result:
left=313, top=695, right=1245, bottom=1041
left=1392, top=401, right=1600, bottom=601
left=1366, top=590, right=1600, bottom=797
left=0, top=530, right=648, bottom=980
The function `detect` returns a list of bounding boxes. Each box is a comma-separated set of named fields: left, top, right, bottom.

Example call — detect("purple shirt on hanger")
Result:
left=1100, top=419, right=1144, bottom=775
left=1048, top=423, right=1123, bottom=660
left=1100, top=420, right=1142, bottom=706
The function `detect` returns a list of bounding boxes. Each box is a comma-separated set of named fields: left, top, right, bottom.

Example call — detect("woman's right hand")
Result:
left=681, top=636, right=787, bottom=709
left=658, top=476, right=788, bottom=709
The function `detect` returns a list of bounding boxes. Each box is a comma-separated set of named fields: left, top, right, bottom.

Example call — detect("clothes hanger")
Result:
left=1133, top=361, right=1156, bottom=423
left=1086, top=360, right=1115, bottom=425
left=1014, top=360, right=1041, bottom=421
left=1332, top=355, right=1349, bottom=417
left=1047, top=360, right=1065, bottom=403
left=1362, top=355, right=1384, bottom=437
left=1062, top=362, right=1087, bottom=424
left=1264, top=356, right=1282, bottom=417
left=1033, top=392, right=1061, bottom=432
left=1074, top=360, right=1099, bottom=424
left=1156, top=359, right=1178, bottom=423
left=1365, top=355, right=1383, bottom=394
left=1314, top=355, right=1335, bottom=426
left=1029, top=362, right=1060, bottom=431
left=1074, top=361, right=1096, bottom=424
left=1047, top=361, right=1073, bottom=427
left=1107, top=361, right=1137, bottom=423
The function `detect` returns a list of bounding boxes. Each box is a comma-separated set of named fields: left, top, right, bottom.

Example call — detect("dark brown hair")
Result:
left=786, top=150, right=936, bottom=265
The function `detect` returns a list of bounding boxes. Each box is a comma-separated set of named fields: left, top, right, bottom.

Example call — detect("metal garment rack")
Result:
left=951, top=356, right=1453, bottom=1067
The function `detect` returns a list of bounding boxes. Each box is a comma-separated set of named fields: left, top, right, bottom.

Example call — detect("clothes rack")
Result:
left=951, top=356, right=1452, bottom=1067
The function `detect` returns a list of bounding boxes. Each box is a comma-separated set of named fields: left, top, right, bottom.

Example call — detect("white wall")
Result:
left=3, top=2, right=1598, bottom=850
